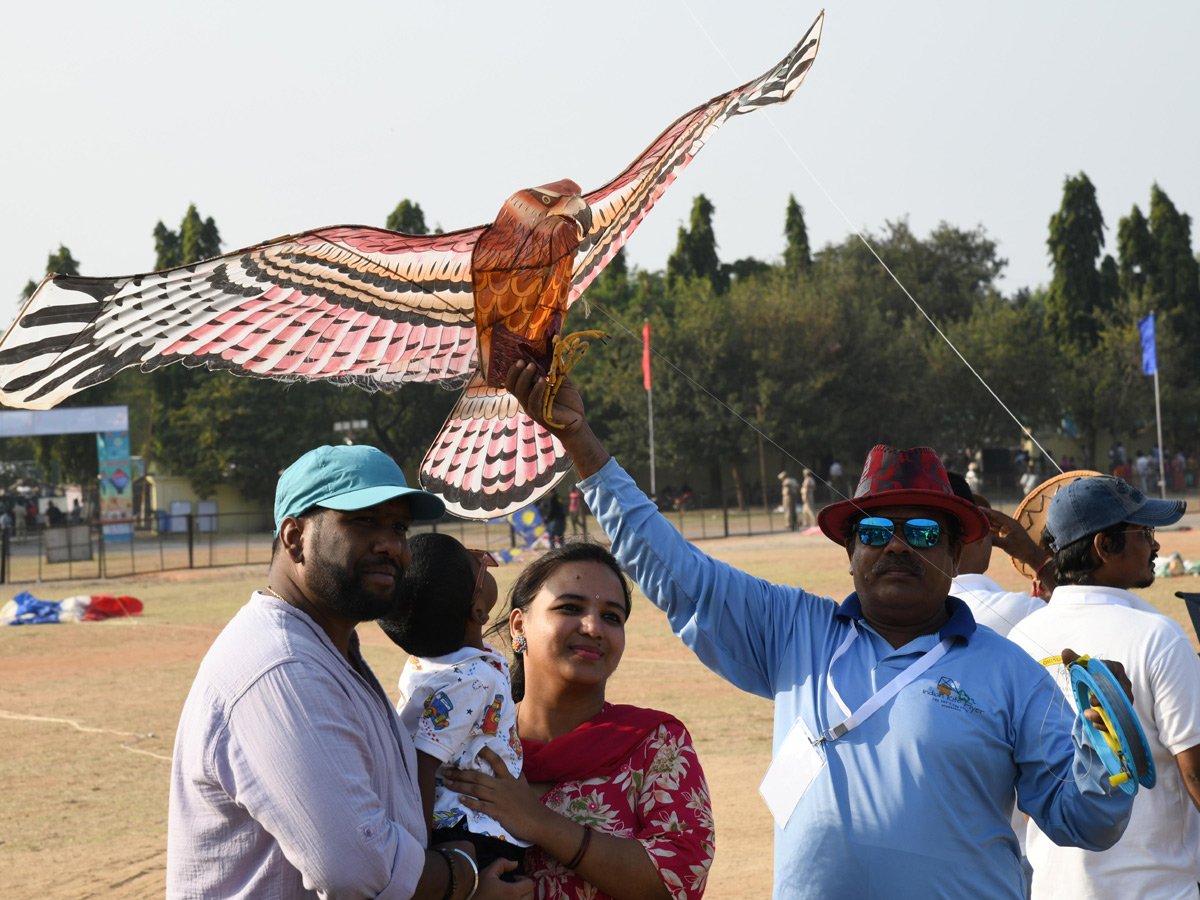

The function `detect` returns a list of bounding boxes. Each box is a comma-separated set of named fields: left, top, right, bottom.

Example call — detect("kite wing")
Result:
left=0, top=225, right=484, bottom=410
left=420, top=373, right=571, bottom=518
left=568, top=10, right=824, bottom=301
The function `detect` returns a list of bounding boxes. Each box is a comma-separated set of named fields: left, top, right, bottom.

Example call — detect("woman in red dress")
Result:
left=444, top=543, right=714, bottom=900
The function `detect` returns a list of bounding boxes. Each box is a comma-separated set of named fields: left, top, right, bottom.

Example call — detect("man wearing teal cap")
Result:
left=168, top=445, right=529, bottom=900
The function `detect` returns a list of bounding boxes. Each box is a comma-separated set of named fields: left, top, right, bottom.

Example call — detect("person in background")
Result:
left=568, top=485, right=585, bottom=534
left=1009, top=476, right=1200, bottom=900
left=542, top=490, right=566, bottom=548
left=779, top=471, right=800, bottom=531
left=1019, top=463, right=1040, bottom=497
left=800, top=469, right=818, bottom=528
left=946, top=473, right=1050, bottom=636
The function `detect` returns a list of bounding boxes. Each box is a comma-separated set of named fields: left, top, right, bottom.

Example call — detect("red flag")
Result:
left=642, top=319, right=652, bottom=391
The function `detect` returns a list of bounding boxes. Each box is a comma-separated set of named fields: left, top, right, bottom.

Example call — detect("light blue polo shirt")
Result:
left=582, top=458, right=1132, bottom=900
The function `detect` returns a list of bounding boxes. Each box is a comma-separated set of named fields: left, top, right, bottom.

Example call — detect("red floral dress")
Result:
left=522, top=706, right=714, bottom=900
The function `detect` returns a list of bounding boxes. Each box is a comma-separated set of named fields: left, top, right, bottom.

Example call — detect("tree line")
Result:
left=9, top=175, right=1199, bottom=507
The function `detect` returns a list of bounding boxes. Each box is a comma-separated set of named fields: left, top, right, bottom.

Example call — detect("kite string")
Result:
left=588, top=297, right=1089, bottom=785
left=579, top=6, right=1107, bottom=774
left=675, top=0, right=1063, bottom=477
left=662, top=0, right=1086, bottom=658
left=587, top=297, right=1044, bottom=642
left=660, top=1, right=1111, bottom=782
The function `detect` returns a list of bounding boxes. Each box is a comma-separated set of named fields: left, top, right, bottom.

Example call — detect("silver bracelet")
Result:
left=449, top=848, right=479, bottom=900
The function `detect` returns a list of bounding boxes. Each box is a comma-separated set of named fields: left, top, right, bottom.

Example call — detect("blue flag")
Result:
left=1138, top=313, right=1157, bottom=376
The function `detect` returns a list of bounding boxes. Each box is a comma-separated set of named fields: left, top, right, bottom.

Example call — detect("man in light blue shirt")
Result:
left=504, top=362, right=1134, bottom=900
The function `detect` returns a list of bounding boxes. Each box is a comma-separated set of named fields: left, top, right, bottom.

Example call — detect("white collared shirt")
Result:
left=1009, top=584, right=1200, bottom=899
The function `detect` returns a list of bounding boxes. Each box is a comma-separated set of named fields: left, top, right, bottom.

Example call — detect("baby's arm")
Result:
left=416, top=751, right=441, bottom=838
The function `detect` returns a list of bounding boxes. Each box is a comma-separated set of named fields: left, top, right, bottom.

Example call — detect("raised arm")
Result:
left=503, top=360, right=831, bottom=698
left=505, top=359, right=609, bottom=477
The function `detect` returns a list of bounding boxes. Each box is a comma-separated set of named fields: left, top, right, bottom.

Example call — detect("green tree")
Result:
left=783, top=194, right=811, bottom=272
left=154, top=204, right=220, bottom=270
left=923, top=294, right=1058, bottom=452
left=1045, top=172, right=1107, bottom=348
left=386, top=200, right=429, bottom=234
left=21, top=245, right=81, bottom=301
left=666, top=195, right=728, bottom=293
left=145, top=206, right=225, bottom=483
left=1116, top=204, right=1155, bottom=306
left=1148, top=184, right=1200, bottom=329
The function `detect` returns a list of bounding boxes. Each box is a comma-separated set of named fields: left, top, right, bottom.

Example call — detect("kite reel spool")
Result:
left=1042, top=654, right=1155, bottom=795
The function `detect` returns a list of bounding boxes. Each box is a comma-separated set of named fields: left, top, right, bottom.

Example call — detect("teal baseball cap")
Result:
left=273, top=445, right=445, bottom=534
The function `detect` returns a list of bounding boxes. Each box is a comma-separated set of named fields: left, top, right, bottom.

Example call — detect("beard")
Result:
left=306, top=546, right=402, bottom=622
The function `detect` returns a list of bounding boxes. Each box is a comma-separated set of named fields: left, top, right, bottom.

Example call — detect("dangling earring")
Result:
left=512, top=635, right=528, bottom=654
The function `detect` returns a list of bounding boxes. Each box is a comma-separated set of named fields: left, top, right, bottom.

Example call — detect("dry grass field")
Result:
left=3, top=522, right=1200, bottom=899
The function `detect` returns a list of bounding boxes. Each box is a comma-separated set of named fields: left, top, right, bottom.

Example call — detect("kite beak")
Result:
left=551, top=194, right=592, bottom=240
left=574, top=202, right=593, bottom=238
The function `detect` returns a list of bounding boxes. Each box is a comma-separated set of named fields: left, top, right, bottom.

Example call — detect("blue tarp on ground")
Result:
left=7, top=591, right=60, bottom=625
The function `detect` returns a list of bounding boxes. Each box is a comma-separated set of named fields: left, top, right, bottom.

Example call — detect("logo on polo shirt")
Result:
left=924, top=676, right=983, bottom=715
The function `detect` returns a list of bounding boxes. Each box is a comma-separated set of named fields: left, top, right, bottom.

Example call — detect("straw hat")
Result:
left=1010, top=469, right=1102, bottom=578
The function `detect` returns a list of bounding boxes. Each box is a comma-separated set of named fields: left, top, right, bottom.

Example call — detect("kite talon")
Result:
left=542, top=330, right=607, bottom=427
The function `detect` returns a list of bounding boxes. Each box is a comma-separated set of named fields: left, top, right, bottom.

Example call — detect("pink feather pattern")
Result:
left=0, top=11, right=824, bottom=519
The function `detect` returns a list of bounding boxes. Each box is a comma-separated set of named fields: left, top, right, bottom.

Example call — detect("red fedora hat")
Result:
left=818, top=445, right=989, bottom=546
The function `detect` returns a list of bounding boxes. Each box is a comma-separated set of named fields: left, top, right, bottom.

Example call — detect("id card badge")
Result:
left=759, top=716, right=827, bottom=829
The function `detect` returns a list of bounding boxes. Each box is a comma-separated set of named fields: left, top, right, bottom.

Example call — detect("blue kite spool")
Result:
left=1070, top=657, right=1156, bottom=795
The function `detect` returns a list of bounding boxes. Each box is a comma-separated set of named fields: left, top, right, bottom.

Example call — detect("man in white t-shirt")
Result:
left=1135, top=450, right=1150, bottom=492
left=1009, top=475, right=1200, bottom=900
left=946, top=473, right=1049, bottom=638
left=1018, top=465, right=1039, bottom=498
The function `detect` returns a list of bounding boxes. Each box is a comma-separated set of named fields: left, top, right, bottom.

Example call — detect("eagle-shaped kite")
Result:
left=0, top=12, right=823, bottom=518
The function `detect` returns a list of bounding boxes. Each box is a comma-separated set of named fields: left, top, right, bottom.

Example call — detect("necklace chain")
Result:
left=264, top=586, right=285, bottom=602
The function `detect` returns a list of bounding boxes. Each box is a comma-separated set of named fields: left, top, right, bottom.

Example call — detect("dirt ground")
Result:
left=3, top=524, right=1200, bottom=899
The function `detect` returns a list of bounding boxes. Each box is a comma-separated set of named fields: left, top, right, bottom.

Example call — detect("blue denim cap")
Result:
left=273, top=445, right=445, bottom=534
left=1046, top=475, right=1185, bottom=551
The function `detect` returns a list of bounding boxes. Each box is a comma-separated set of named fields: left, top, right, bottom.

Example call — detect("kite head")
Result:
left=500, top=179, right=592, bottom=241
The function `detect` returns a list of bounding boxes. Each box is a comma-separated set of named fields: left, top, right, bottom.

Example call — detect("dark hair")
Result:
left=946, top=472, right=974, bottom=504
left=1046, top=523, right=1127, bottom=586
left=378, top=532, right=475, bottom=657
left=486, top=542, right=631, bottom=702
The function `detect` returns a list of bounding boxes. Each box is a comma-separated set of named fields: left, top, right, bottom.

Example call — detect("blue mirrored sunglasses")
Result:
left=856, top=517, right=942, bottom=549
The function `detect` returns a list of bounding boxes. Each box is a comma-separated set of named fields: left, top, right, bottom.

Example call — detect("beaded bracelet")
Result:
left=434, top=848, right=457, bottom=900
left=566, top=824, right=593, bottom=870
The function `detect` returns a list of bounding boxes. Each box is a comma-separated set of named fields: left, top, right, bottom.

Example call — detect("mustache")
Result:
left=872, top=557, right=925, bottom=577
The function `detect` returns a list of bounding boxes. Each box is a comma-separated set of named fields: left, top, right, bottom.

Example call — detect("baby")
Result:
left=379, top=532, right=528, bottom=878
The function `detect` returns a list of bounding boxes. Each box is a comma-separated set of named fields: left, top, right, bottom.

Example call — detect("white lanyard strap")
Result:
left=820, top=622, right=954, bottom=743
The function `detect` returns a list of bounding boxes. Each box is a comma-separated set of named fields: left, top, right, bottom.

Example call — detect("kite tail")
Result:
left=419, top=373, right=572, bottom=520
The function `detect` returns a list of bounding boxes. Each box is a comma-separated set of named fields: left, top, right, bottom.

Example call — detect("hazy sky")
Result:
left=2, top=1, right=1196, bottom=330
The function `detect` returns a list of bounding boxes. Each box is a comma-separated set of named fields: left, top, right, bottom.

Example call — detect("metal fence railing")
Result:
left=0, top=493, right=817, bottom=585
left=0, top=511, right=277, bottom=584
left=0, top=510, right=593, bottom=585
